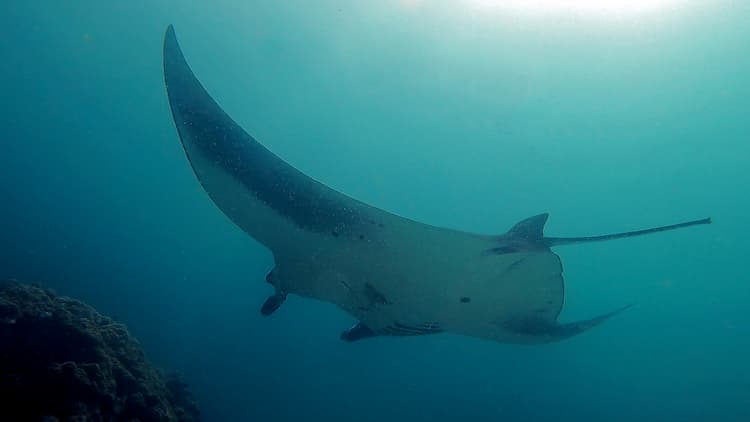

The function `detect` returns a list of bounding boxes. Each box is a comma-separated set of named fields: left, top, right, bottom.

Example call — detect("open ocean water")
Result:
left=1, top=1, right=748, bottom=421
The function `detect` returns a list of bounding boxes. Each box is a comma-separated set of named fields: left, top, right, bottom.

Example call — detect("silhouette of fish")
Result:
left=162, top=25, right=710, bottom=344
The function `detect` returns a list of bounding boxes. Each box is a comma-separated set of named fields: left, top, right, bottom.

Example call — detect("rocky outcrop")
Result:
left=0, top=281, right=200, bottom=421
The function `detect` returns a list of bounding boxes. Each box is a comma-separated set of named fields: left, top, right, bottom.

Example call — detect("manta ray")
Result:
left=162, top=25, right=710, bottom=344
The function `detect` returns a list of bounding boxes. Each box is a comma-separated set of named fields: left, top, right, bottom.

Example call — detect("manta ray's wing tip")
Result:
left=165, top=24, right=179, bottom=47
left=164, top=25, right=179, bottom=52
left=614, top=303, right=635, bottom=315
left=163, top=24, right=179, bottom=58
left=552, top=303, right=634, bottom=341
left=589, top=303, right=635, bottom=323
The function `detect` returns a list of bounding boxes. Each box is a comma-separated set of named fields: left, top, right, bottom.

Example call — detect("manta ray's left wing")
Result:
left=165, top=26, right=390, bottom=241
left=163, top=25, right=465, bottom=252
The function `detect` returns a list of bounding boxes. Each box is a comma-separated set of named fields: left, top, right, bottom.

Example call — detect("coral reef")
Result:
left=0, top=280, right=200, bottom=421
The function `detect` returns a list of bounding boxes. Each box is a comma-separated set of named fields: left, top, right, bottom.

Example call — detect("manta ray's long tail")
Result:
left=494, top=213, right=711, bottom=255
left=543, top=217, right=711, bottom=247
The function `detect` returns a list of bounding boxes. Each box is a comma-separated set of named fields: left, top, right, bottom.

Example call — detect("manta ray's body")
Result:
left=163, top=26, right=709, bottom=344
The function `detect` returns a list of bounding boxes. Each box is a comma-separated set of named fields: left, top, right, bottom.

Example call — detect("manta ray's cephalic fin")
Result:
left=260, top=269, right=287, bottom=316
left=260, top=293, right=287, bottom=316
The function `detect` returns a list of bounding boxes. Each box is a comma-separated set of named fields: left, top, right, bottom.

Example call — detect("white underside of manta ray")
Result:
left=162, top=25, right=710, bottom=344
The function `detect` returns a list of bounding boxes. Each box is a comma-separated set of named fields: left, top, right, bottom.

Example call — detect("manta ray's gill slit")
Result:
left=386, top=322, right=443, bottom=335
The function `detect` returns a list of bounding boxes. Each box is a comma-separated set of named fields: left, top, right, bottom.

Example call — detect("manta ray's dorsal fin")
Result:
left=506, top=213, right=549, bottom=240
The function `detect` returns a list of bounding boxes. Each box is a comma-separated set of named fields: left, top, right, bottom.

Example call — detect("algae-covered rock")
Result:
left=0, top=280, right=200, bottom=421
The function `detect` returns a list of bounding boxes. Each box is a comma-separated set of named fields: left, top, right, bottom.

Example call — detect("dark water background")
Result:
left=2, top=1, right=748, bottom=420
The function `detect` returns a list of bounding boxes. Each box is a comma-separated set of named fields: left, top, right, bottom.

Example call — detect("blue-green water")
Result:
left=2, top=1, right=748, bottom=420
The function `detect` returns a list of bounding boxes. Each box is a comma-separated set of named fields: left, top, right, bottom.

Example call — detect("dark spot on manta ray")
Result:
left=460, top=297, right=471, bottom=303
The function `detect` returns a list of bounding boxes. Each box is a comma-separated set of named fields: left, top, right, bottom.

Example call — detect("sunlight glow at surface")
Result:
left=464, top=0, right=682, bottom=15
